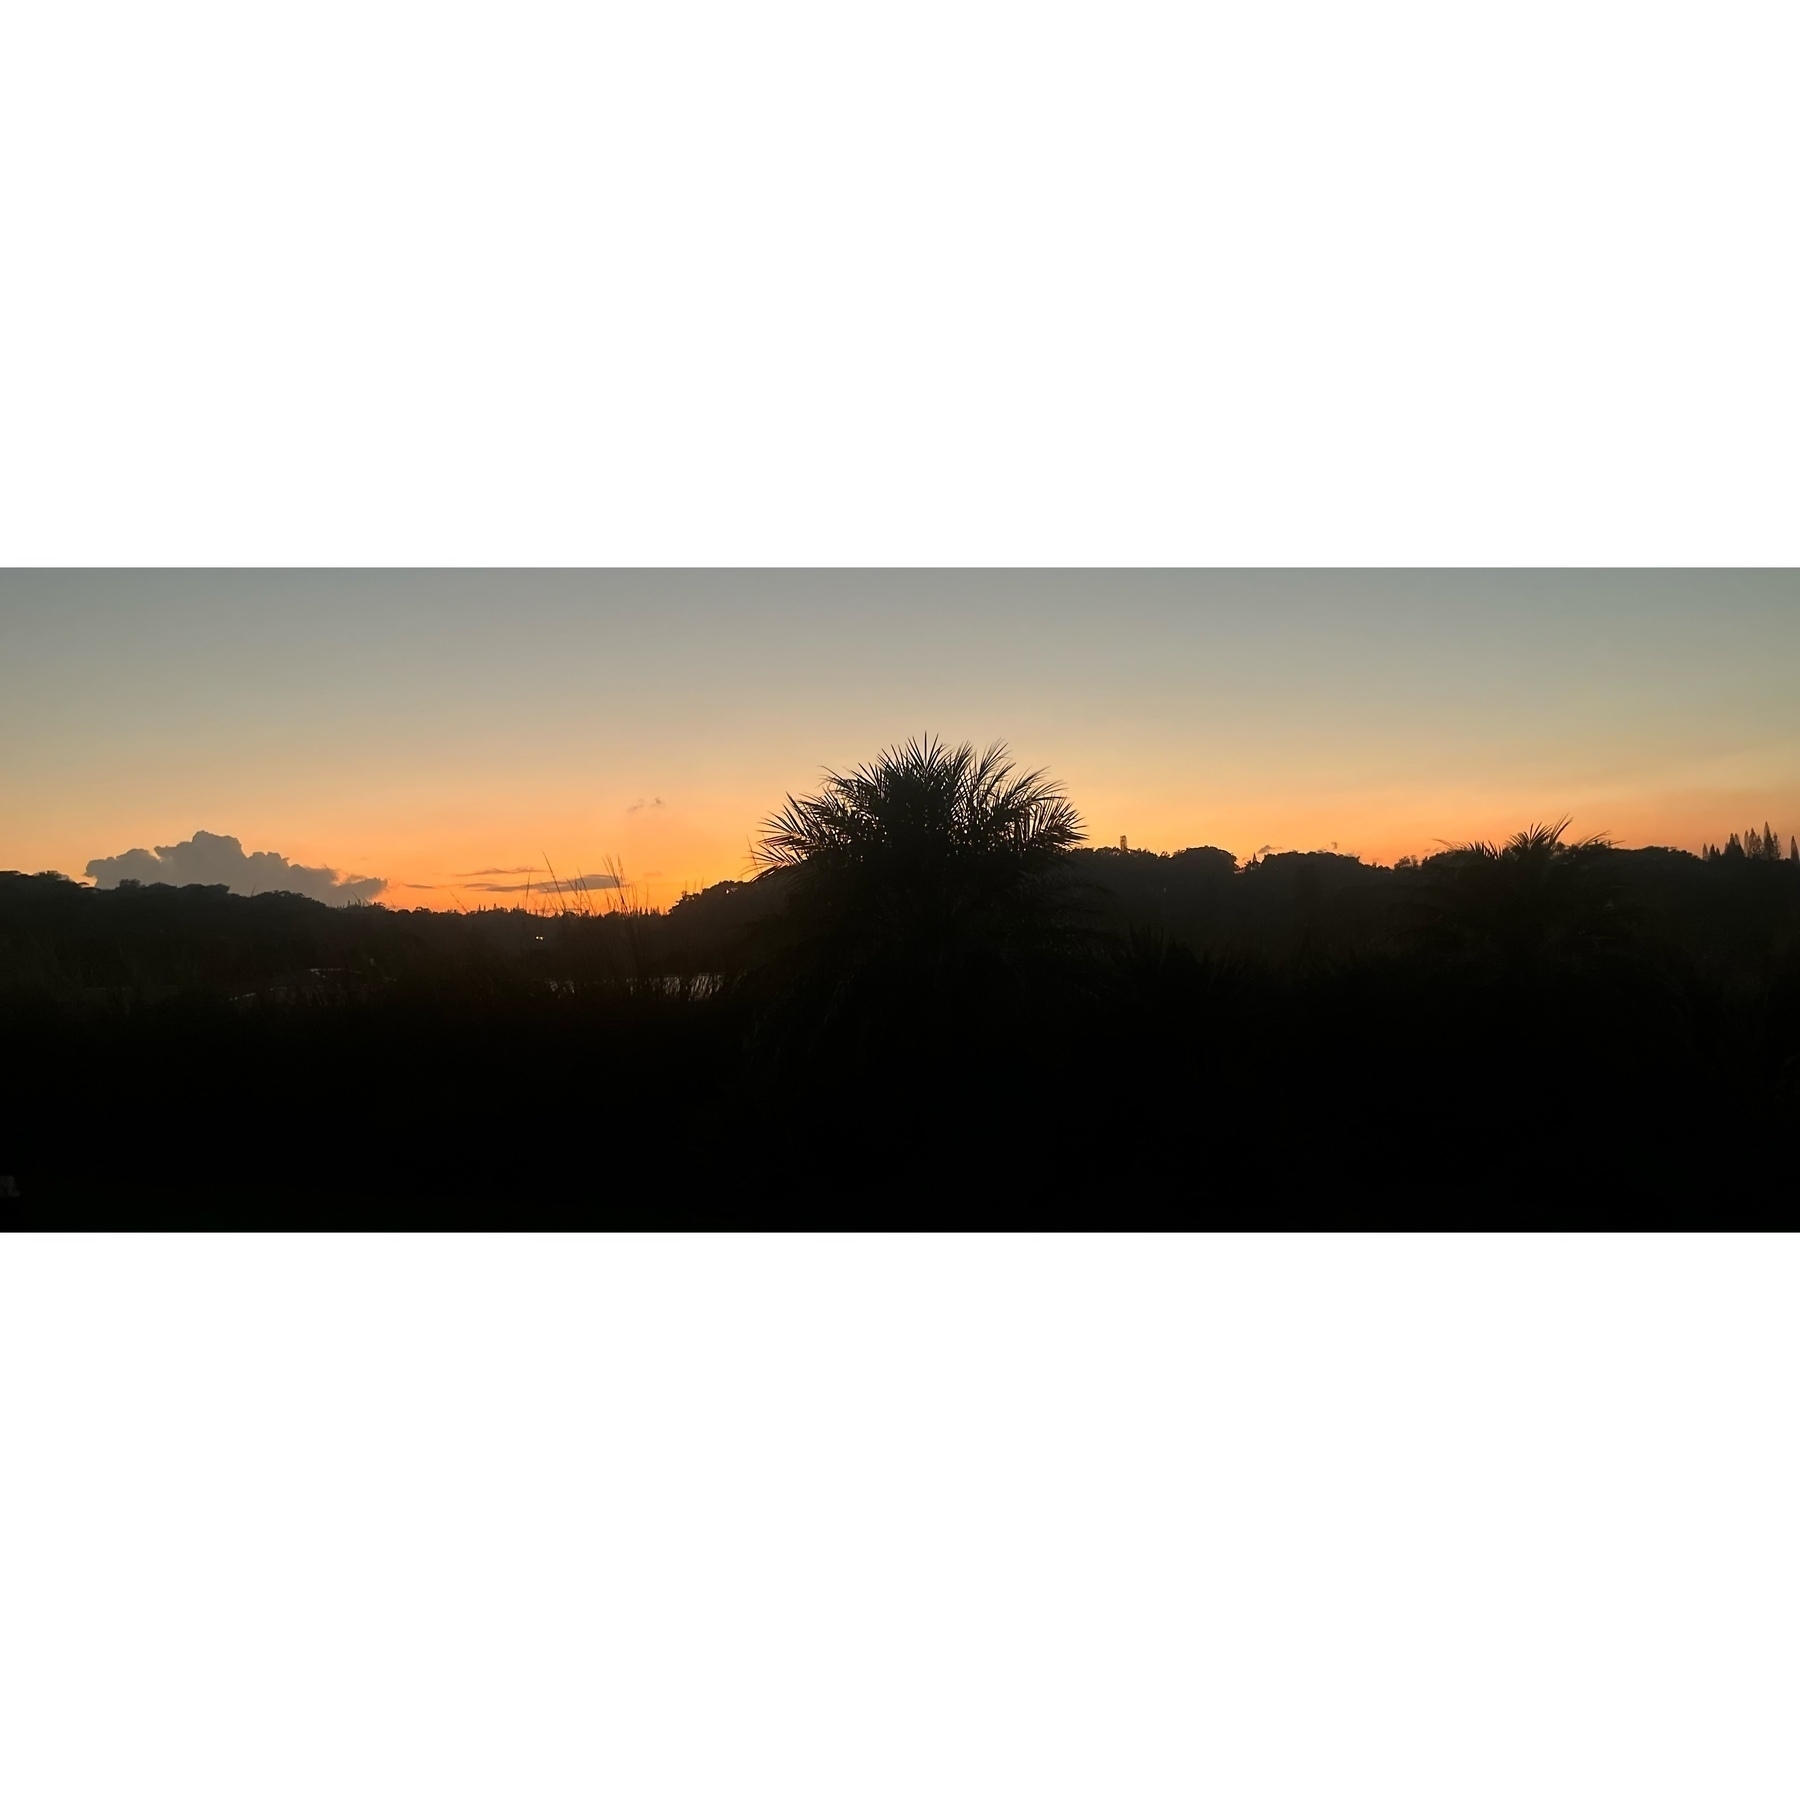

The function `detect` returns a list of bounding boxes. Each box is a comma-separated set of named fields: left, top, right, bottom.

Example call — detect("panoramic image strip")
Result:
left=3, top=571, right=1798, bottom=1213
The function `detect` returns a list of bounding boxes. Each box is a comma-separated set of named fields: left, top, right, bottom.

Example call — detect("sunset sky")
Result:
left=5, top=569, right=1798, bottom=911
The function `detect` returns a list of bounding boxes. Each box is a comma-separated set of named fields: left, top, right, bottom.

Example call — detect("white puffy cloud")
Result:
left=85, top=830, right=386, bottom=905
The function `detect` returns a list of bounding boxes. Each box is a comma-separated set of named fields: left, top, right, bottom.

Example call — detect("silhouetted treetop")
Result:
left=744, top=739, right=1092, bottom=1046
left=1410, top=819, right=1628, bottom=964
left=758, top=737, right=1083, bottom=878
left=753, top=736, right=1088, bottom=946
left=1703, top=824, right=1795, bottom=863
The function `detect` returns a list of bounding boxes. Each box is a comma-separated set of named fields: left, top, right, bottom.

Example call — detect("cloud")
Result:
left=86, top=830, right=386, bottom=906
left=627, top=797, right=666, bottom=813
left=454, top=866, right=541, bottom=877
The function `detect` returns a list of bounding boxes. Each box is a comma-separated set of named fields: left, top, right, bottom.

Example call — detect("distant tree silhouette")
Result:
left=1706, top=826, right=1792, bottom=864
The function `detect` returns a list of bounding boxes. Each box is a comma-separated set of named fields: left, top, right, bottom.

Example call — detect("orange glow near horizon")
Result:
left=41, top=760, right=1795, bottom=917
left=5, top=570, right=1800, bottom=910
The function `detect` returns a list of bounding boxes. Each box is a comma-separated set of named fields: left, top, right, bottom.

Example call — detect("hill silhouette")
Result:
left=3, top=740, right=1798, bottom=1220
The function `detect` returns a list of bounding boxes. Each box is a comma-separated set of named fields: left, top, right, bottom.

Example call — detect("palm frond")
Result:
left=755, top=736, right=1085, bottom=870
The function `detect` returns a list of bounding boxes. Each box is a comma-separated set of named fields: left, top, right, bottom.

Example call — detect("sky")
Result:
left=4, top=570, right=1798, bottom=910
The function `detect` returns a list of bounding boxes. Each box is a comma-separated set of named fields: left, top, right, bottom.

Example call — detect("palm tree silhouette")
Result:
left=1409, top=819, right=1627, bottom=966
left=749, top=737, right=1090, bottom=1060
left=759, top=735, right=1082, bottom=890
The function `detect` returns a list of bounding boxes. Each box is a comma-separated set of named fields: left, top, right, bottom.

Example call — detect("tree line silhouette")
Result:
left=3, top=737, right=1797, bottom=1219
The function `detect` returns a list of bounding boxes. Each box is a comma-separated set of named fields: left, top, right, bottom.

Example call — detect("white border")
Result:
left=2, top=1233, right=1796, bottom=1799
left=2, top=2, right=1795, bottom=565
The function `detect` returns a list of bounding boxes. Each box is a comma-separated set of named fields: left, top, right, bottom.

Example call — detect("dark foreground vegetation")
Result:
left=4, top=742, right=1798, bottom=1222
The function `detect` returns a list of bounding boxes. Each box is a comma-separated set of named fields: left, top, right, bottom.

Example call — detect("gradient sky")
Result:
left=5, top=570, right=1798, bottom=909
